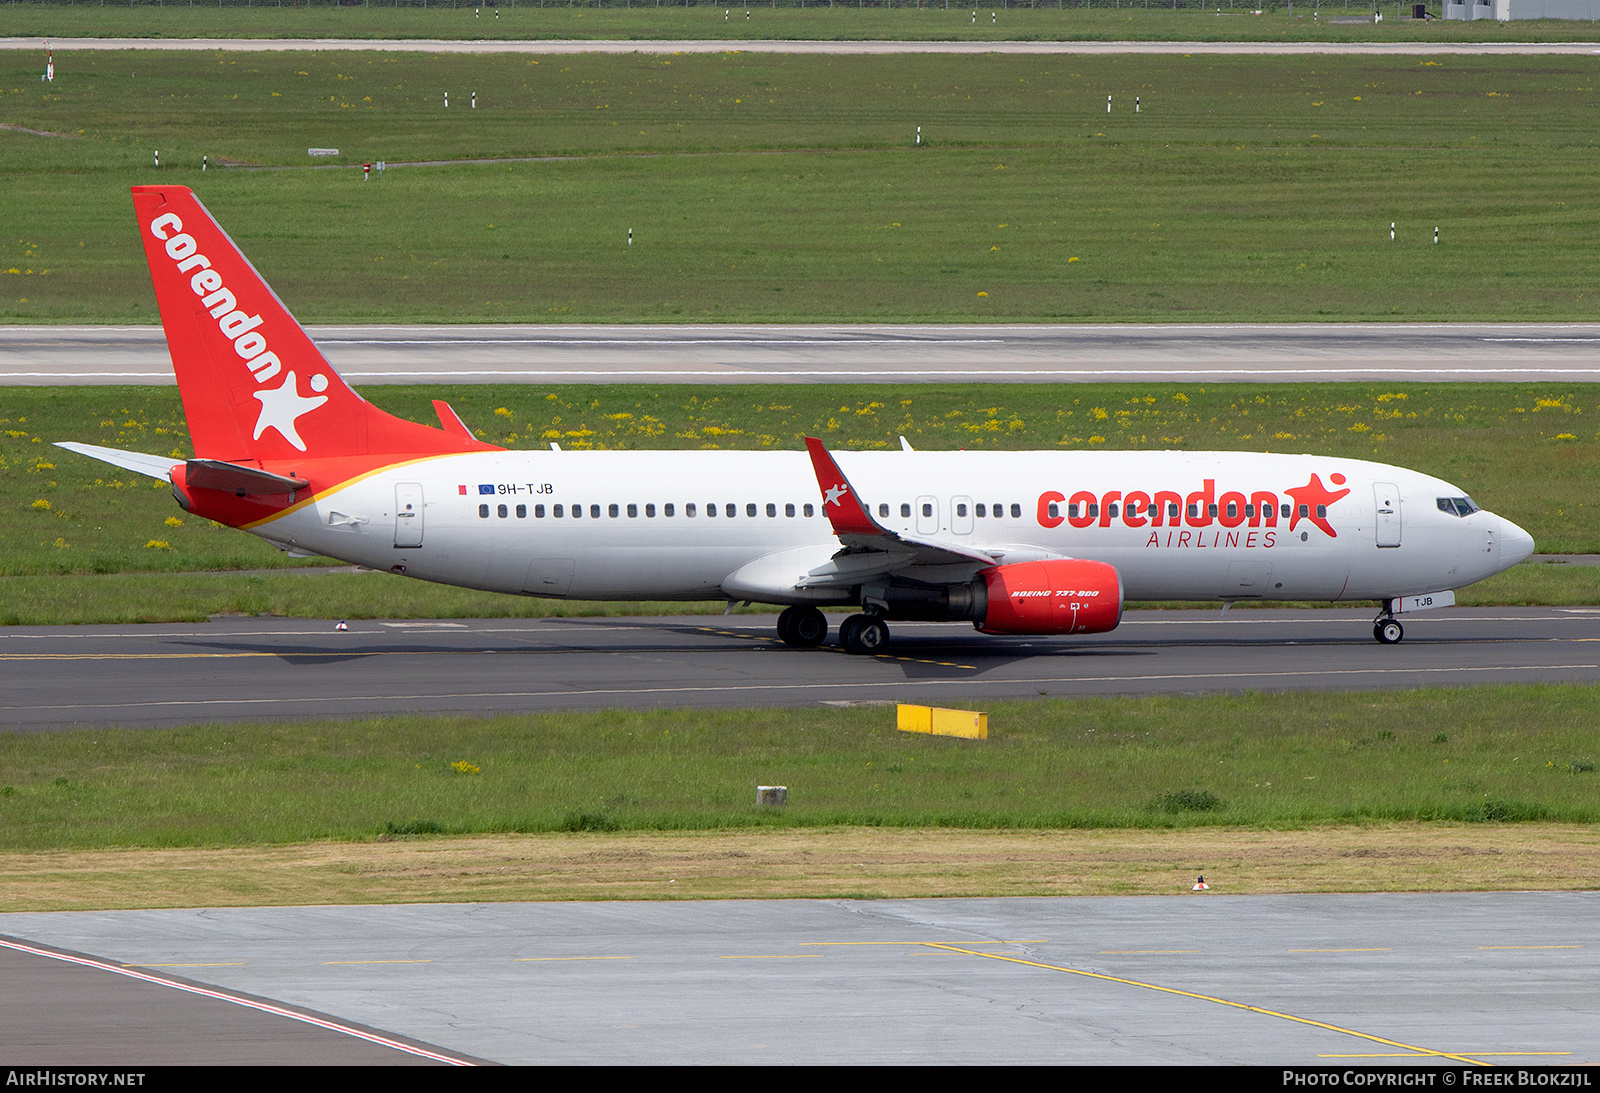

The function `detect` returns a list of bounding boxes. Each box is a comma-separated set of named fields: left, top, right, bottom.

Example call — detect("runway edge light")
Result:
left=897, top=704, right=987, bottom=740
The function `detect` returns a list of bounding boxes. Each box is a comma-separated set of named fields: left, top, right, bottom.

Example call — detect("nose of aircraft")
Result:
left=1498, top=516, right=1536, bottom=567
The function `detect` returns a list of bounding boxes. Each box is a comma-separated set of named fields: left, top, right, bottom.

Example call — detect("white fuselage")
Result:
left=249, top=448, right=1534, bottom=607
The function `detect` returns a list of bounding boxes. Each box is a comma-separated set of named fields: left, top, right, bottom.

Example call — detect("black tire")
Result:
left=1375, top=619, right=1404, bottom=645
left=842, top=615, right=890, bottom=655
left=778, top=605, right=827, bottom=648
left=837, top=614, right=862, bottom=651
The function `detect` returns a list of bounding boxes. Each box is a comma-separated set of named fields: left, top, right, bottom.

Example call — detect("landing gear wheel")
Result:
left=1374, top=619, right=1404, bottom=645
left=777, top=605, right=827, bottom=648
left=840, top=614, right=890, bottom=655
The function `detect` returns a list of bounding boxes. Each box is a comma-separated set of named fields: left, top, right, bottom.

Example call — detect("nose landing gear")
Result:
left=1373, top=616, right=1404, bottom=645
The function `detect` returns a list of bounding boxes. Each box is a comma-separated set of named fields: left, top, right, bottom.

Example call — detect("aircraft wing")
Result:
left=802, top=437, right=998, bottom=584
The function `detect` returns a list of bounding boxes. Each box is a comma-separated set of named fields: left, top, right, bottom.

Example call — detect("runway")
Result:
left=8, top=322, right=1600, bottom=386
left=3, top=606, right=1598, bottom=729
left=6, top=36, right=1600, bottom=56
left=3, top=892, right=1597, bottom=1064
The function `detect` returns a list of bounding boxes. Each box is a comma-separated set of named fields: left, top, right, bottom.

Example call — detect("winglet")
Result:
left=804, top=437, right=882, bottom=538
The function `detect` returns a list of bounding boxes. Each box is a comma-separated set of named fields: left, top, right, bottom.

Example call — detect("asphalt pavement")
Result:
left=9, top=322, right=1600, bottom=385
left=3, top=606, right=1598, bottom=729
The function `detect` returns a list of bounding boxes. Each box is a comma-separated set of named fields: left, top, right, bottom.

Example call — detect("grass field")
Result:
left=7, top=6, right=1600, bottom=45
left=4, top=50, right=1600, bottom=323
left=1, top=687, right=1597, bottom=854
left=8, top=824, right=1600, bottom=909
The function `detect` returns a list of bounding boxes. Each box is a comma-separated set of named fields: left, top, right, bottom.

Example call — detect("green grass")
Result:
left=1, top=686, right=1597, bottom=849
left=8, top=382, right=1600, bottom=590
left=8, top=6, right=1600, bottom=45
left=5, top=50, right=1600, bottom=323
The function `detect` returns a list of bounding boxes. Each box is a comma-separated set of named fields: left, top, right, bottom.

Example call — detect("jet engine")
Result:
left=975, top=558, right=1123, bottom=635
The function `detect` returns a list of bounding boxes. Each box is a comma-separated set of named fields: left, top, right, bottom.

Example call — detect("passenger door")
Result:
left=394, top=482, right=424, bottom=548
left=1373, top=483, right=1401, bottom=548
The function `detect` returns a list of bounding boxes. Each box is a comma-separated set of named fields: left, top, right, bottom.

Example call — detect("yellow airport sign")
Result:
left=897, top=704, right=987, bottom=740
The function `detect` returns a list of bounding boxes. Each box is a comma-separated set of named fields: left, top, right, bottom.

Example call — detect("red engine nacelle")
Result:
left=977, top=559, right=1123, bottom=636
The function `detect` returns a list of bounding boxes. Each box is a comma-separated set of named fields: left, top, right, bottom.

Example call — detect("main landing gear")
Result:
left=776, top=605, right=828, bottom=648
left=775, top=607, right=890, bottom=654
left=837, top=613, right=890, bottom=656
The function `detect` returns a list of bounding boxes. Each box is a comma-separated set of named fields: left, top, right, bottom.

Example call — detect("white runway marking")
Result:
left=0, top=937, right=474, bottom=1066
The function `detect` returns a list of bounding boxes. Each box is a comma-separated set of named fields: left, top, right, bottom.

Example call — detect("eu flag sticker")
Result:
left=478, top=484, right=496, bottom=495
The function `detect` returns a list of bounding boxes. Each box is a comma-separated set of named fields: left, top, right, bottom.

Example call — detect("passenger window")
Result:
left=705, top=503, right=716, bottom=518
left=921, top=503, right=933, bottom=517
left=1188, top=503, right=1199, bottom=519
left=627, top=504, right=638, bottom=518
left=1088, top=503, right=1099, bottom=519
left=766, top=503, right=777, bottom=518
left=572, top=504, right=583, bottom=518
left=976, top=503, right=987, bottom=518
left=478, top=504, right=489, bottom=519
left=534, top=504, right=545, bottom=518
left=1316, top=504, right=1327, bottom=518
left=747, top=503, right=758, bottom=518
left=1107, top=503, right=1118, bottom=518
left=516, top=504, right=526, bottom=518
left=664, top=503, right=675, bottom=517
left=956, top=503, right=968, bottom=517
left=803, top=504, right=814, bottom=517
left=1048, top=502, right=1060, bottom=519
left=609, top=504, right=620, bottom=518
left=591, top=505, right=601, bottom=519
left=900, top=503, right=911, bottom=518
left=1299, top=504, right=1309, bottom=518
left=498, top=504, right=508, bottom=518
left=1281, top=504, right=1291, bottom=519
left=553, top=504, right=564, bottom=518
left=786, top=503, right=796, bottom=517
left=1068, top=503, right=1079, bottom=518
left=1244, top=504, right=1254, bottom=518
left=1208, top=503, right=1218, bottom=518
left=645, top=504, right=655, bottom=517
left=1010, top=504, right=1021, bottom=518
left=727, top=504, right=737, bottom=517
left=685, top=503, right=696, bottom=517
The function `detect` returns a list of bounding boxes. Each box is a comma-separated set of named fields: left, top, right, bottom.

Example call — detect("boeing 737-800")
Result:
left=59, top=186, right=1535, bottom=653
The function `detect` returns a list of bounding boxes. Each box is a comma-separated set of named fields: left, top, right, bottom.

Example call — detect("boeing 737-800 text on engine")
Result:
left=59, top=187, right=1535, bottom=652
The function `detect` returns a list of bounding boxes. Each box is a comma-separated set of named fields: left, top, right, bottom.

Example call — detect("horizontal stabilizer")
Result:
left=185, top=459, right=309, bottom=495
left=55, top=441, right=177, bottom=481
left=432, top=400, right=475, bottom=440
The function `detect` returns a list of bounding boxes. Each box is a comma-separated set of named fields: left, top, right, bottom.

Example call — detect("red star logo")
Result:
left=1284, top=473, right=1350, bottom=537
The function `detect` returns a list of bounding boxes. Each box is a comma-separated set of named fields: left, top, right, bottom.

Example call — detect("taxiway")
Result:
left=3, top=606, right=1598, bottom=729
left=8, top=322, right=1600, bottom=385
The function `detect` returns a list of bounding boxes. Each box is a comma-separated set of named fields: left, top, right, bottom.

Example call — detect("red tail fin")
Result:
left=132, top=185, right=496, bottom=463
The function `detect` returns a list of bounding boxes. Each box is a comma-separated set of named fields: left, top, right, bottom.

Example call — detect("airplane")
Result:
left=58, top=185, right=1536, bottom=653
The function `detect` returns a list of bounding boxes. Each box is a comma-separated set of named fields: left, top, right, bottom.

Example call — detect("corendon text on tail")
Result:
left=58, top=186, right=1536, bottom=654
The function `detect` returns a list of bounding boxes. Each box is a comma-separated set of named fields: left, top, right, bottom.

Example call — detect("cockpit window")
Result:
left=1436, top=496, right=1481, bottom=518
